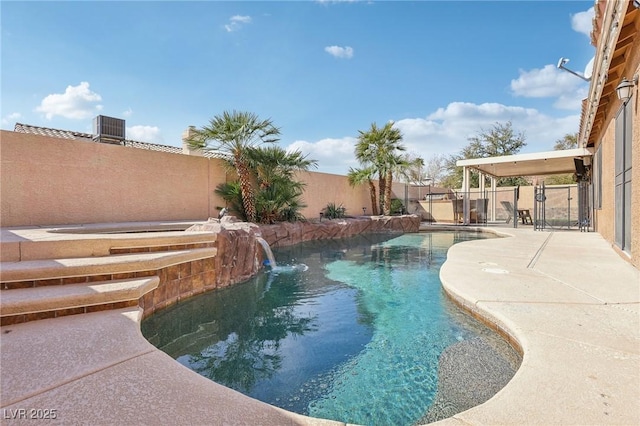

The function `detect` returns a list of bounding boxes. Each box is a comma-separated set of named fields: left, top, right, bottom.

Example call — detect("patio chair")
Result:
left=518, top=208, right=533, bottom=225
left=500, top=201, right=515, bottom=224
left=474, top=198, right=488, bottom=224
left=452, top=199, right=463, bottom=223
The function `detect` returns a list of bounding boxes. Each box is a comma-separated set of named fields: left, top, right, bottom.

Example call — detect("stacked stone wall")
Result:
left=141, top=215, right=420, bottom=317
left=257, top=215, right=421, bottom=248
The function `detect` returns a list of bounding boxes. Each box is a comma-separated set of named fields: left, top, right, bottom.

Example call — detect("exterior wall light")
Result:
left=616, top=76, right=638, bottom=103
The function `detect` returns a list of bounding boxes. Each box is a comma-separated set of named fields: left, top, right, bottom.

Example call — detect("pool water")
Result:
left=142, top=232, right=520, bottom=425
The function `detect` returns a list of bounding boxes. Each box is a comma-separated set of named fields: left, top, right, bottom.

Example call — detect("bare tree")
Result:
left=422, top=154, right=447, bottom=186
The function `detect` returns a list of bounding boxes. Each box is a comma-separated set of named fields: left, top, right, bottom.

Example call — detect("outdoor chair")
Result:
left=501, top=200, right=532, bottom=225
left=452, top=199, right=463, bottom=223
left=519, top=209, right=533, bottom=225
left=473, top=198, right=488, bottom=224
left=500, top=201, right=515, bottom=223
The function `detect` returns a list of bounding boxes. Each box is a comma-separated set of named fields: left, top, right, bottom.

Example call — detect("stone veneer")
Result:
left=257, top=215, right=421, bottom=248
left=139, top=257, right=217, bottom=317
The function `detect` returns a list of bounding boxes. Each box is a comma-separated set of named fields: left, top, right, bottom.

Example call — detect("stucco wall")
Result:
left=296, top=170, right=372, bottom=219
left=0, top=130, right=372, bottom=227
left=0, top=131, right=227, bottom=227
left=592, top=32, right=639, bottom=269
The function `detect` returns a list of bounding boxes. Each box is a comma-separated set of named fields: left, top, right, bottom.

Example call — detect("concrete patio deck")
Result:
left=1, top=224, right=638, bottom=425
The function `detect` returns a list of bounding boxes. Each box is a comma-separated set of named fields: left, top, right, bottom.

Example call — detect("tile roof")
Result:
left=122, top=140, right=182, bottom=155
left=13, top=122, right=221, bottom=158
left=14, top=123, right=94, bottom=141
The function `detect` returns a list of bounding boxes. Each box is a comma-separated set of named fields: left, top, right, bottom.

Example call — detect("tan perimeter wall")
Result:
left=296, top=170, right=372, bottom=220
left=0, top=131, right=372, bottom=227
left=0, top=131, right=229, bottom=226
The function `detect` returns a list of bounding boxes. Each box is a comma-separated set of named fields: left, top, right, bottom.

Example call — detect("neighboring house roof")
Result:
left=13, top=122, right=222, bottom=158
left=123, top=139, right=183, bottom=155
left=14, top=123, right=94, bottom=141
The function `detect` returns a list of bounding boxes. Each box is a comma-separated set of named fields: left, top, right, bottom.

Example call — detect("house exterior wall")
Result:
left=595, top=121, right=616, bottom=244
left=0, top=130, right=372, bottom=227
left=588, top=2, right=639, bottom=269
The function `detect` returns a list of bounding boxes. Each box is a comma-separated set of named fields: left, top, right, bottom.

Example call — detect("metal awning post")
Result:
left=513, top=187, right=519, bottom=229
left=462, top=167, right=470, bottom=225
left=490, top=176, right=497, bottom=222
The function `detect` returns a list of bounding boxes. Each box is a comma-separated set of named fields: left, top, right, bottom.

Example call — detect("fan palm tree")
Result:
left=214, top=146, right=316, bottom=223
left=246, top=145, right=317, bottom=190
left=188, top=110, right=280, bottom=222
left=347, top=166, right=379, bottom=215
left=355, top=122, right=405, bottom=215
left=247, top=146, right=316, bottom=223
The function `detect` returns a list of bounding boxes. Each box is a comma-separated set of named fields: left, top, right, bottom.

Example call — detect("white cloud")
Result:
left=510, top=64, right=586, bottom=99
left=324, top=45, right=354, bottom=59
left=291, top=102, right=581, bottom=176
left=127, top=125, right=164, bottom=144
left=400, top=102, right=580, bottom=160
left=1, top=112, right=23, bottom=126
left=571, top=7, right=595, bottom=37
left=35, top=82, right=103, bottom=120
left=225, top=15, right=252, bottom=32
left=285, top=137, right=358, bottom=175
left=552, top=86, right=589, bottom=110
left=122, top=107, right=133, bottom=117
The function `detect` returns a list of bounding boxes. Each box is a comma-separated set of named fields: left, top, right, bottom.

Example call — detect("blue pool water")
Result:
left=142, top=232, right=518, bottom=425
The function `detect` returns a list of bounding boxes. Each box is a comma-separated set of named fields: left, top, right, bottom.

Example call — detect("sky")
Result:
left=1, top=1, right=596, bottom=176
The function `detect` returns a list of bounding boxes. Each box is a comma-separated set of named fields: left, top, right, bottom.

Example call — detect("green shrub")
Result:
left=323, top=202, right=346, bottom=219
left=390, top=199, right=405, bottom=215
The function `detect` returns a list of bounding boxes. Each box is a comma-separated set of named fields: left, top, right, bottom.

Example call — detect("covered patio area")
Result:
left=455, top=148, right=593, bottom=229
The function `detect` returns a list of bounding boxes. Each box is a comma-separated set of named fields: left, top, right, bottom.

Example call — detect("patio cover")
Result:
left=456, top=148, right=593, bottom=178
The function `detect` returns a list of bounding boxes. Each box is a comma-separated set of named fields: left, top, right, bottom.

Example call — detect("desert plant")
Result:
left=355, top=122, right=405, bottom=215
left=390, top=199, right=405, bottom=215
left=188, top=110, right=280, bottom=222
left=322, top=202, right=346, bottom=219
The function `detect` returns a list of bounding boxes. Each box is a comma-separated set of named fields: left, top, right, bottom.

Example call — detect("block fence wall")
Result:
left=0, top=130, right=371, bottom=227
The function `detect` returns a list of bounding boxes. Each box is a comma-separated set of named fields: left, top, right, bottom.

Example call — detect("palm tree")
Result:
left=214, top=146, right=316, bottom=223
left=188, top=110, right=280, bottom=222
left=247, top=146, right=317, bottom=223
left=214, top=181, right=245, bottom=220
left=347, top=166, right=379, bottom=215
left=355, top=122, right=405, bottom=215
left=246, top=145, right=317, bottom=190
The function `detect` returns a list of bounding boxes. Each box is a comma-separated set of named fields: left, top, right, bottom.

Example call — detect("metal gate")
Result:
left=533, top=183, right=591, bottom=231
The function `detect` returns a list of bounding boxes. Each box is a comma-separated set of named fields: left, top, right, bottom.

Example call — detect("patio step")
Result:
left=0, top=276, right=159, bottom=319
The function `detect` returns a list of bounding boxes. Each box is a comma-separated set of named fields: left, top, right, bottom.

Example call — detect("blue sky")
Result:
left=1, top=1, right=595, bottom=175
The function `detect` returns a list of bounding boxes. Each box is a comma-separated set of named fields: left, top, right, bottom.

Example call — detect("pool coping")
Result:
left=1, top=224, right=639, bottom=425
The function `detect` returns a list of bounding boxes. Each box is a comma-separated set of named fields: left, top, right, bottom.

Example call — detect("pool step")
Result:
left=0, top=248, right=217, bottom=288
left=0, top=277, right=159, bottom=322
left=0, top=224, right=223, bottom=326
left=1, top=230, right=216, bottom=262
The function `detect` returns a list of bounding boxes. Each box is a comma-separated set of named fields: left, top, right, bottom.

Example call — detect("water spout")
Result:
left=256, top=236, right=277, bottom=268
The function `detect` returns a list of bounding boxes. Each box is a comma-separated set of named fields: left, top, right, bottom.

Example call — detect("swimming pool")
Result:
left=142, top=232, right=520, bottom=425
